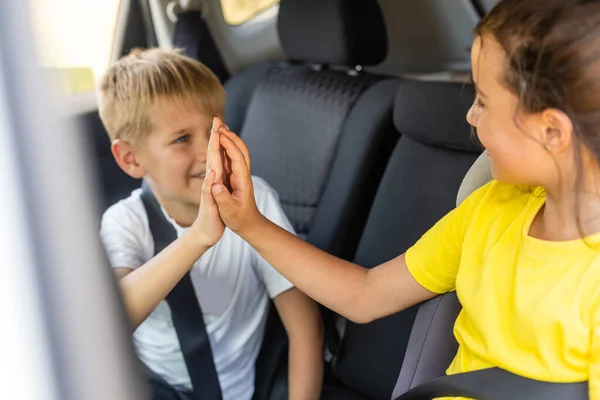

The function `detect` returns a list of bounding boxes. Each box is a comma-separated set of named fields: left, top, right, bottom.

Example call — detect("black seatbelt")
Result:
left=394, top=367, right=588, bottom=400
left=140, top=180, right=223, bottom=400
left=173, top=10, right=229, bottom=83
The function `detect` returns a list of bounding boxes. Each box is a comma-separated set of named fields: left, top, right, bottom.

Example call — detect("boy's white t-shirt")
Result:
left=100, top=177, right=294, bottom=400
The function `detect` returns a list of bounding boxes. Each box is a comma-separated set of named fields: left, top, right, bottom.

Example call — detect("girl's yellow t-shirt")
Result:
left=405, top=180, right=600, bottom=400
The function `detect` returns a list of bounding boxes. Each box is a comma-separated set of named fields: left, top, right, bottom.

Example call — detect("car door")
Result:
left=1, top=1, right=147, bottom=399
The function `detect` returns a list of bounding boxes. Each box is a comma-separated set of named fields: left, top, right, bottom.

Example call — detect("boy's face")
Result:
left=136, top=99, right=214, bottom=208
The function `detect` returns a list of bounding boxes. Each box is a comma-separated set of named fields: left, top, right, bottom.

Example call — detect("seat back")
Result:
left=226, top=0, right=400, bottom=260
left=391, top=152, right=492, bottom=398
left=373, top=0, right=480, bottom=74
left=232, top=2, right=399, bottom=398
left=80, top=111, right=140, bottom=211
left=331, top=80, right=481, bottom=400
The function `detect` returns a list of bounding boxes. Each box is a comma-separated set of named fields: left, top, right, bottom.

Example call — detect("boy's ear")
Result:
left=111, top=139, right=146, bottom=179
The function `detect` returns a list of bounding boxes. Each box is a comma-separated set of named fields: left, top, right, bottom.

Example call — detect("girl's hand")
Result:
left=211, top=126, right=264, bottom=236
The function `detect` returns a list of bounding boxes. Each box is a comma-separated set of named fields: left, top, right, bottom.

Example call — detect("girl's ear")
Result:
left=539, top=109, right=573, bottom=154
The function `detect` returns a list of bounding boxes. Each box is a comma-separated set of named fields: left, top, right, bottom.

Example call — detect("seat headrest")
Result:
left=394, top=80, right=482, bottom=152
left=277, top=0, right=388, bottom=67
left=456, top=151, right=492, bottom=206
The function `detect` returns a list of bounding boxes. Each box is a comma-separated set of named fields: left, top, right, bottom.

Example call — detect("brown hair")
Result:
left=476, top=0, right=600, bottom=238
left=98, top=48, right=225, bottom=146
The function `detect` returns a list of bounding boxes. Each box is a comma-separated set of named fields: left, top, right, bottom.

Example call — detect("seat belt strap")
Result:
left=140, top=180, right=223, bottom=400
left=394, top=367, right=588, bottom=400
left=173, top=10, right=230, bottom=83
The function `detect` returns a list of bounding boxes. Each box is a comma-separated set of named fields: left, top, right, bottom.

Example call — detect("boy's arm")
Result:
left=113, top=231, right=210, bottom=330
left=273, top=288, right=323, bottom=400
left=211, top=127, right=436, bottom=323
left=109, top=120, right=228, bottom=330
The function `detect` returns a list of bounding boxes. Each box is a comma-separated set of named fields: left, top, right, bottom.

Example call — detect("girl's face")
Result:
left=467, top=35, right=561, bottom=187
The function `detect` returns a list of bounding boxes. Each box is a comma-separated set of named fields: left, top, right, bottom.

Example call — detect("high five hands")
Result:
left=206, top=117, right=264, bottom=236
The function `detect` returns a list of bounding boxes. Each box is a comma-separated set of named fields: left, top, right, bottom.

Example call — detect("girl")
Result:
left=209, top=0, right=600, bottom=397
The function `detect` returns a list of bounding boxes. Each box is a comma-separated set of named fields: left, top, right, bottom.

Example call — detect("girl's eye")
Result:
left=173, top=134, right=191, bottom=144
left=474, top=97, right=485, bottom=108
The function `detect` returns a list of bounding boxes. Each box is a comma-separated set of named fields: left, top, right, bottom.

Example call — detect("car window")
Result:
left=220, top=0, right=279, bottom=25
left=29, top=0, right=121, bottom=95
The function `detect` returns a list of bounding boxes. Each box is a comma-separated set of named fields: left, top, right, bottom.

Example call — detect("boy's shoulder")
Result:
left=251, top=175, right=278, bottom=197
left=100, top=188, right=152, bottom=268
left=251, top=175, right=281, bottom=207
left=101, top=188, right=148, bottom=229
left=250, top=176, right=294, bottom=234
left=101, top=178, right=283, bottom=229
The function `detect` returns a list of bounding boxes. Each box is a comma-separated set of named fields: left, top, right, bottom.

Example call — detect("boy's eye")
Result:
left=173, top=134, right=191, bottom=144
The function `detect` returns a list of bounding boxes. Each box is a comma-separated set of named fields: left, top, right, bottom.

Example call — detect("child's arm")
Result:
left=273, top=288, right=323, bottom=400
left=211, top=128, right=436, bottom=324
left=113, top=120, right=228, bottom=330
left=115, top=227, right=211, bottom=330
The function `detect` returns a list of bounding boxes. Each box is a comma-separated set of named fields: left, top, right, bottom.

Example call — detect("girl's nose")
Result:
left=466, top=105, right=478, bottom=127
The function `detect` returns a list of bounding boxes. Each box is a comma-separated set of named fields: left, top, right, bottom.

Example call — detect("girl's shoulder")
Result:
left=457, top=180, right=544, bottom=232
left=462, top=180, right=542, bottom=212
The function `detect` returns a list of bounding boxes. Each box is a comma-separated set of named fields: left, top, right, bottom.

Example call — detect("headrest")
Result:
left=277, top=0, right=388, bottom=67
left=456, top=151, right=491, bottom=206
left=394, top=80, right=482, bottom=152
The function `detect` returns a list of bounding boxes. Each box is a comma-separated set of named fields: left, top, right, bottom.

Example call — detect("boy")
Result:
left=97, top=48, right=323, bottom=400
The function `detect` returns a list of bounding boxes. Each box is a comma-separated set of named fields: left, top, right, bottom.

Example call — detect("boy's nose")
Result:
left=196, top=153, right=207, bottom=164
left=193, top=143, right=208, bottom=161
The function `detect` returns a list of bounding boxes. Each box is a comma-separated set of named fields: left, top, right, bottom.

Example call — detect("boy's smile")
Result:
left=136, top=98, right=215, bottom=221
left=190, top=172, right=207, bottom=180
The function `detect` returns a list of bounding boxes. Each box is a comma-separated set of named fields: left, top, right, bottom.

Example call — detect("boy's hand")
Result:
left=191, top=168, right=225, bottom=247
left=190, top=119, right=228, bottom=247
left=211, top=126, right=264, bottom=236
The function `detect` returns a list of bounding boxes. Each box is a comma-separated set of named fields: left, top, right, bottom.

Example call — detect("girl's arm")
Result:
left=211, top=128, right=436, bottom=323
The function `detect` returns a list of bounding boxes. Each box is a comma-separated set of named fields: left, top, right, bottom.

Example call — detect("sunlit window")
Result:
left=29, top=0, right=121, bottom=94
left=220, top=0, right=279, bottom=25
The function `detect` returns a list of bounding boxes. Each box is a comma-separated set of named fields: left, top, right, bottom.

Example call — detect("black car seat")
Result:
left=81, top=111, right=141, bottom=211
left=391, top=150, right=490, bottom=398
left=323, top=80, right=481, bottom=400
left=472, top=0, right=499, bottom=16
left=224, top=1, right=402, bottom=398
left=224, top=0, right=401, bottom=261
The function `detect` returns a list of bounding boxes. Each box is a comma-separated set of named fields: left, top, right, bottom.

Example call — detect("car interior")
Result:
left=67, top=0, right=508, bottom=398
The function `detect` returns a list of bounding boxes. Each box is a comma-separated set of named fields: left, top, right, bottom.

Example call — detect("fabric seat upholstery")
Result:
left=225, top=0, right=400, bottom=260
left=225, top=1, right=403, bottom=399
left=326, top=80, right=481, bottom=400
left=391, top=150, right=492, bottom=398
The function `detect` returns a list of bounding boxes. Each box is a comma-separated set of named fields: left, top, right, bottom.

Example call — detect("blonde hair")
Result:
left=98, top=48, right=225, bottom=145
